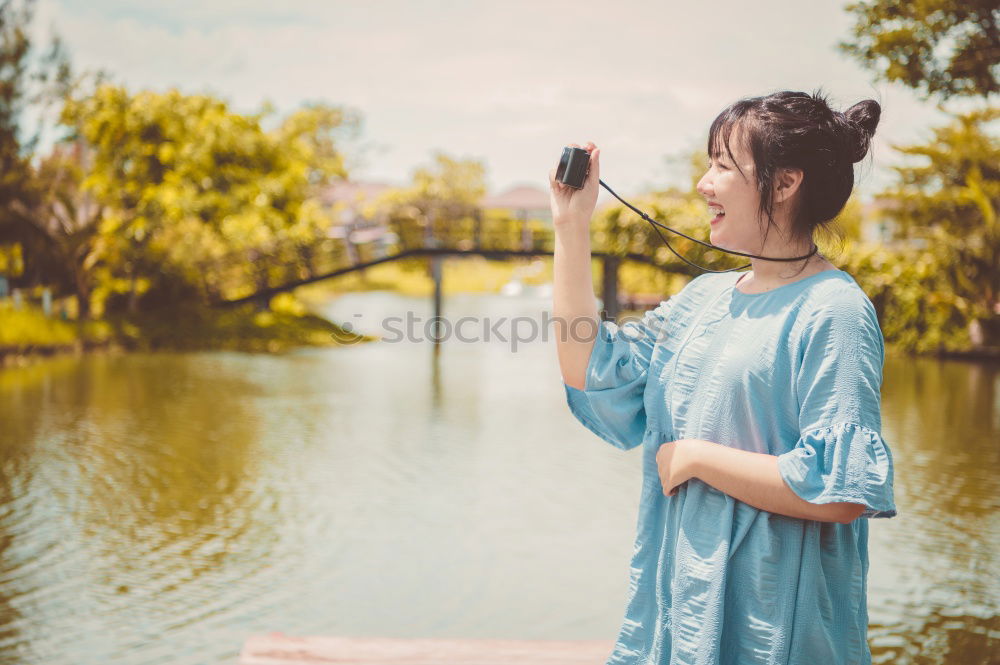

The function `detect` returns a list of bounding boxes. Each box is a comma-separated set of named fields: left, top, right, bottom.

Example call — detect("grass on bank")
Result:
left=0, top=301, right=114, bottom=350
left=0, top=294, right=369, bottom=357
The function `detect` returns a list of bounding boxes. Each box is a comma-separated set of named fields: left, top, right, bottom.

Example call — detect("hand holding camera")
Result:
left=548, top=142, right=600, bottom=229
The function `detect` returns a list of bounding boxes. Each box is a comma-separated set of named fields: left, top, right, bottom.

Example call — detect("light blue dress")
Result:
left=564, top=269, right=897, bottom=665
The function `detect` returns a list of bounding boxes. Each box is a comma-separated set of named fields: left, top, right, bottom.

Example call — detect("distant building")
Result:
left=320, top=180, right=396, bottom=214
left=482, top=185, right=551, bottom=223
left=319, top=180, right=398, bottom=256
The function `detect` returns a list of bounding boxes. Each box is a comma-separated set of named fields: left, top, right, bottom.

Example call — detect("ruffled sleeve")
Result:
left=778, top=423, right=896, bottom=518
left=776, top=293, right=898, bottom=519
left=563, top=301, right=672, bottom=451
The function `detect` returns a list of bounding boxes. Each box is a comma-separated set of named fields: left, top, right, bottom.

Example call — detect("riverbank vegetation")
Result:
left=0, top=294, right=367, bottom=363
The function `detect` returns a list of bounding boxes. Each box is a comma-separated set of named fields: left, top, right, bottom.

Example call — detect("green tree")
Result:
left=28, top=139, right=103, bottom=318
left=392, top=152, right=486, bottom=220
left=60, top=85, right=357, bottom=310
left=0, top=0, right=72, bottom=286
left=840, top=0, right=1000, bottom=351
left=376, top=152, right=487, bottom=252
left=879, top=107, right=999, bottom=346
left=839, top=0, right=999, bottom=100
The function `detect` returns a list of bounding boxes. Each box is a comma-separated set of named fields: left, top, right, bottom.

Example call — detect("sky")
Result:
left=38, top=0, right=954, bottom=203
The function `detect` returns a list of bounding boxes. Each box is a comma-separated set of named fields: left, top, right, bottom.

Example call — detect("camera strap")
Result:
left=598, top=179, right=818, bottom=274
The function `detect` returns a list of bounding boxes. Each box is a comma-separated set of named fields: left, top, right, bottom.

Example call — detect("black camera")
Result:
left=555, top=146, right=591, bottom=189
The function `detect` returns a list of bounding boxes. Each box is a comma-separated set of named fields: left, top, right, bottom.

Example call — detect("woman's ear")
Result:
left=773, top=167, right=804, bottom=203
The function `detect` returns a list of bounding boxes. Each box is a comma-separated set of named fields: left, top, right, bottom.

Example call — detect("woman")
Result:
left=550, top=90, right=897, bottom=665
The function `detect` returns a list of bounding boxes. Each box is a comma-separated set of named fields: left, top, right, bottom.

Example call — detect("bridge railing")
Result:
left=218, top=213, right=714, bottom=308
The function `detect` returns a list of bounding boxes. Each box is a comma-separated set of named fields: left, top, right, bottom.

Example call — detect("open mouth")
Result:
left=709, top=206, right=726, bottom=224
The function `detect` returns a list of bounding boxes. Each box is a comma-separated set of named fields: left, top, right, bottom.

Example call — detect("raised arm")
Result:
left=550, top=142, right=601, bottom=390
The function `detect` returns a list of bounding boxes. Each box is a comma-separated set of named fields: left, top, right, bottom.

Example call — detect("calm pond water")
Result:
left=0, top=290, right=997, bottom=664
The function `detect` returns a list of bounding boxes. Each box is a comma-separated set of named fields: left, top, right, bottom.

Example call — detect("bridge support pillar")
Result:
left=431, top=255, right=444, bottom=344
left=253, top=294, right=270, bottom=312
left=601, top=256, right=620, bottom=322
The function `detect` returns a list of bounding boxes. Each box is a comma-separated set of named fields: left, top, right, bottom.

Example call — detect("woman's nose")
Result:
left=695, top=170, right=713, bottom=197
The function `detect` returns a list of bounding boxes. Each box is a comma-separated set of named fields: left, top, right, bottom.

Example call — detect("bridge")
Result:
left=218, top=211, right=704, bottom=322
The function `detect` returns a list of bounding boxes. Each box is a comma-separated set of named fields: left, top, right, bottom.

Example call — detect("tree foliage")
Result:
left=380, top=152, right=486, bottom=221
left=873, top=107, right=1000, bottom=348
left=838, top=0, right=1000, bottom=352
left=0, top=0, right=72, bottom=283
left=839, top=0, right=1000, bottom=100
left=29, top=140, right=103, bottom=318
left=60, top=85, right=357, bottom=311
left=375, top=152, right=487, bottom=256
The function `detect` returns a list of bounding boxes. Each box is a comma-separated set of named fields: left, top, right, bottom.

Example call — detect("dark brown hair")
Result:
left=707, top=88, right=881, bottom=243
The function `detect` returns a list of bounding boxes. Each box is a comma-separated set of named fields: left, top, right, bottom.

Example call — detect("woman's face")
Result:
left=695, top=126, right=766, bottom=253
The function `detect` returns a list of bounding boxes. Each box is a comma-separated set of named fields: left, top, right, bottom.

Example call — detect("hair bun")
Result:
left=842, top=99, right=880, bottom=163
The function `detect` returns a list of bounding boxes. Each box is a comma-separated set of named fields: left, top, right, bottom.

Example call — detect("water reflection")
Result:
left=0, top=293, right=996, bottom=664
left=0, top=354, right=287, bottom=663
left=870, top=354, right=1000, bottom=664
left=0, top=356, right=82, bottom=663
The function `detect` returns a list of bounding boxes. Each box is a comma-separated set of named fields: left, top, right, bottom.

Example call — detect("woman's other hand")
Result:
left=657, top=439, right=705, bottom=497
left=549, top=141, right=600, bottom=229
